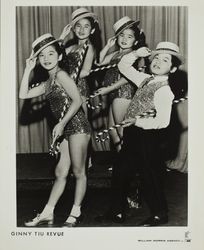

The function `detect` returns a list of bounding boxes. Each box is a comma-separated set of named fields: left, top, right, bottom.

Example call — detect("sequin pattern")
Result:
left=63, top=51, right=89, bottom=97
left=44, top=80, right=91, bottom=139
left=125, top=80, right=168, bottom=119
left=103, top=52, right=136, bottom=101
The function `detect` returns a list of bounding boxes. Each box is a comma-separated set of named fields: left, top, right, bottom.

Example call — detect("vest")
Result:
left=125, top=79, right=169, bottom=119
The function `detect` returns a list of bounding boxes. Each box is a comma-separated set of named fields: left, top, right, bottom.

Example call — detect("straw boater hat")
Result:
left=113, top=16, right=140, bottom=37
left=32, top=33, right=58, bottom=58
left=149, top=41, right=183, bottom=63
left=71, top=7, right=98, bottom=27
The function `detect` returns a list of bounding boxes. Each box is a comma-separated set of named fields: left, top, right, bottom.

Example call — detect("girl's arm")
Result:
left=19, top=57, right=45, bottom=99
left=97, top=37, right=117, bottom=66
left=98, top=51, right=118, bottom=66
left=94, top=77, right=128, bottom=96
left=59, top=24, right=72, bottom=46
left=52, top=70, right=83, bottom=142
left=79, top=44, right=95, bottom=78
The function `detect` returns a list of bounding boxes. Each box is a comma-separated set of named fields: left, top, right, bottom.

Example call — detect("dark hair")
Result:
left=169, top=69, right=188, bottom=99
left=129, top=23, right=147, bottom=49
left=30, top=64, right=49, bottom=86
left=119, top=24, right=148, bottom=72
left=168, top=51, right=186, bottom=99
left=171, top=55, right=182, bottom=69
left=46, top=42, right=67, bottom=70
left=85, top=17, right=102, bottom=61
left=30, top=42, right=65, bottom=85
left=117, top=23, right=147, bottom=50
left=64, top=17, right=102, bottom=62
left=145, top=53, right=182, bottom=75
left=52, top=42, right=63, bottom=56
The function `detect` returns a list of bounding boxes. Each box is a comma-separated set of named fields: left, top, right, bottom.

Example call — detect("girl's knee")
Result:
left=55, top=165, right=69, bottom=179
left=72, top=166, right=86, bottom=179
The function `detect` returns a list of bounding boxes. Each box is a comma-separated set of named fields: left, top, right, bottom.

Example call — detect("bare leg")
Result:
left=112, top=98, right=131, bottom=150
left=46, top=139, right=71, bottom=207
left=63, top=133, right=90, bottom=225
left=81, top=96, right=92, bottom=168
left=24, top=139, right=71, bottom=226
left=108, top=105, right=121, bottom=152
left=69, top=133, right=90, bottom=206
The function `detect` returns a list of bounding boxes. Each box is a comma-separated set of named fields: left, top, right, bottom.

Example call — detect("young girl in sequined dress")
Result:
left=19, top=33, right=91, bottom=227
left=59, top=7, right=100, bottom=117
left=94, top=16, right=146, bottom=151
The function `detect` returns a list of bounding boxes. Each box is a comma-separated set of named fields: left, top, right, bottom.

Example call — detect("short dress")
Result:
left=44, top=78, right=91, bottom=139
left=63, top=50, right=89, bottom=98
left=103, top=51, right=137, bottom=102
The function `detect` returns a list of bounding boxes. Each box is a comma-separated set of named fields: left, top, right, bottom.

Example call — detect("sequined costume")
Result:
left=103, top=52, right=137, bottom=101
left=63, top=51, right=89, bottom=98
left=44, top=78, right=91, bottom=139
left=125, top=80, right=168, bottom=119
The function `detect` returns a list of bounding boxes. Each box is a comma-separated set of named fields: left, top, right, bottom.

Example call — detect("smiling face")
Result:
left=38, top=45, right=59, bottom=72
left=117, top=28, right=136, bottom=50
left=73, top=18, right=93, bottom=40
left=150, top=53, right=173, bottom=76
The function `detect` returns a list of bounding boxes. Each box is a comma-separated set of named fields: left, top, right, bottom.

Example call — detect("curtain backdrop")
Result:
left=16, top=5, right=188, bottom=171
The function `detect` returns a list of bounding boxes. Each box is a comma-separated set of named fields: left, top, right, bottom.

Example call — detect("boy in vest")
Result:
left=96, top=42, right=183, bottom=226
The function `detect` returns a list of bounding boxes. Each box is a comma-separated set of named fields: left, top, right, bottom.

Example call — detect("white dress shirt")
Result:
left=118, top=52, right=174, bottom=129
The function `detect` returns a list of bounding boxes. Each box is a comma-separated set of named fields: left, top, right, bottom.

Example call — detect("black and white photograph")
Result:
left=1, top=0, right=204, bottom=250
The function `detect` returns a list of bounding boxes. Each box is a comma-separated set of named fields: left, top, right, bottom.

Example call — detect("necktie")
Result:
left=71, top=40, right=89, bottom=83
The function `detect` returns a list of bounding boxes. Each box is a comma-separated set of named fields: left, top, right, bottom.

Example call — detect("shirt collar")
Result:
left=150, top=75, right=168, bottom=82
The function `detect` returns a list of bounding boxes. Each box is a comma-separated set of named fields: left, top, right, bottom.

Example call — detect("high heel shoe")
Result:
left=24, top=213, right=54, bottom=227
left=62, top=214, right=83, bottom=227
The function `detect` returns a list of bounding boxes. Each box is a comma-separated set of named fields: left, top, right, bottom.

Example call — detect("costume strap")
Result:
left=71, top=40, right=89, bottom=83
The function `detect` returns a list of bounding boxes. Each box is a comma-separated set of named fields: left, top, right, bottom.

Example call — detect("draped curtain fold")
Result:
left=16, top=6, right=188, bottom=158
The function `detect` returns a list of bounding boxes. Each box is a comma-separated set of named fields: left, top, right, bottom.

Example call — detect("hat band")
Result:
left=33, top=37, right=56, bottom=54
left=72, top=11, right=91, bottom=22
left=156, top=48, right=179, bottom=54
left=115, top=20, right=135, bottom=35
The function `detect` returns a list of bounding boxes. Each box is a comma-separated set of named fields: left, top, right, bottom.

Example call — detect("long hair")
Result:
left=128, top=23, right=147, bottom=49
left=125, top=24, right=148, bottom=73
left=63, top=17, right=102, bottom=62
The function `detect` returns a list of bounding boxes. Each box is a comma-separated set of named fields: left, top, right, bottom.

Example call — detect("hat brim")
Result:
left=115, top=20, right=140, bottom=37
left=149, top=50, right=184, bottom=64
left=32, top=39, right=59, bottom=58
left=71, top=13, right=98, bottom=27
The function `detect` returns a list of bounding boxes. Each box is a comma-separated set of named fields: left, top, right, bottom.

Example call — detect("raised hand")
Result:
left=25, top=52, right=37, bottom=71
left=106, top=36, right=116, bottom=48
left=134, top=47, right=151, bottom=58
left=59, top=24, right=72, bottom=40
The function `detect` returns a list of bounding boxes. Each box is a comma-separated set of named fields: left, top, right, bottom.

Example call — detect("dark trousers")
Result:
left=109, top=126, right=168, bottom=217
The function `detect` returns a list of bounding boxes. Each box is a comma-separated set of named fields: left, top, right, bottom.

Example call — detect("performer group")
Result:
left=19, top=7, right=186, bottom=227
